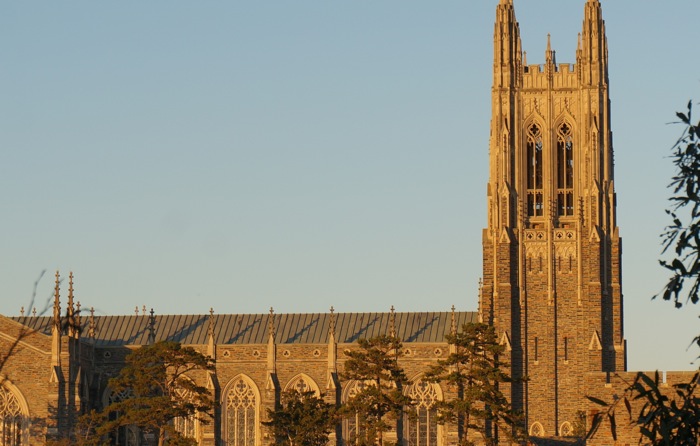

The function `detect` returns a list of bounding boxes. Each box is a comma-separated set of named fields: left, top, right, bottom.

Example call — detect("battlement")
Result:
left=522, top=63, right=578, bottom=90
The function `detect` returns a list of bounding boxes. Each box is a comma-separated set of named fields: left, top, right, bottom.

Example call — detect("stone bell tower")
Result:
left=479, top=0, right=626, bottom=437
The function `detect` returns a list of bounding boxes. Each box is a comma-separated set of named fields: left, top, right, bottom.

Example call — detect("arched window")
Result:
left=224, top=376, right=258, bottom=446
left=526, top=124, right=544, bottom=217
left=557, top=123, right=574, bottom=216
left=342, top=380, right=371, bottom=446
left=106, top=389, right=141, bottom=446
left=284, top=374, right=321, bottom=397
left=173, top=388, right=197, bottom=441
left=0, top=385, right=25, bottom=446
left=404, top=380, right=441, bottom=446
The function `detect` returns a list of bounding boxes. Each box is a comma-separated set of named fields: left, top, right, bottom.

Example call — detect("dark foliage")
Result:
left=425, top=322, right=525, bottom=446
left=100, top=341, right=215, bottom=446
left=263, top=390, right=337, bottom=446
left=341, top=335, right=413, bottom=446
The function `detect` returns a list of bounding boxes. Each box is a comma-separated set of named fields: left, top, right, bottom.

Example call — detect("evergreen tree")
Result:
left=424, top=322, right=525, bottom=446
left=263, top=390, right=337, bottom=446
left=341, top=335, right=413, bottom=446
left=100, top=341, right=215, bottom=446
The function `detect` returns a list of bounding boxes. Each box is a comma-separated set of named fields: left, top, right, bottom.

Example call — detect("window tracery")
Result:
left=224, top=377, right=258, bottom=446
left=0, top=386, right=23, bottom=446
left=343, top=380, right=371, bottom=446
left=557, top=123, right=575, bottom=216
left=526, top=124, right=544, bottom=217
left=404, top=380, right=440, bottom=446
left=284, top=374, right=320, bottom=397
left=107, top=389, right=141, bottom=446
left=173, top=388, right=197, bottom=441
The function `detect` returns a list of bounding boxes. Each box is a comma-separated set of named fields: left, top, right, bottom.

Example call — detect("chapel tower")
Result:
left=480, top=0, right=626, bottom=437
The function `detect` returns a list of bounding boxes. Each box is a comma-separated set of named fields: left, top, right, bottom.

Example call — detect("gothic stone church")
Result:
left=0, top=1, right=693, bottom=445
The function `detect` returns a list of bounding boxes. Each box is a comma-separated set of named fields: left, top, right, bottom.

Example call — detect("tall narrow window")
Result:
left=526, top=124, right=544, bottom=217
left=344, top=381, right=371, bottom=446
left=0, top=386, right=24, bottom=446
left=557, top=123, right=574, bottom=216
left=534, top=337, right=539, bottom=362
left=225, top=377, right=258, bottom=446
left=404, top=380, right=440, bottom=446
left=107, top=389, right=141, bottom=446
left=173, top=388, right=197, bottom=442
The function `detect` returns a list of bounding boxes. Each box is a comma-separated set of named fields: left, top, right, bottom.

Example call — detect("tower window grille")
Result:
left=526, top=124, right=544, bottom=217
left=557, top=123, right=575, bottom=216
left=224, top=377, right=258, bottom=446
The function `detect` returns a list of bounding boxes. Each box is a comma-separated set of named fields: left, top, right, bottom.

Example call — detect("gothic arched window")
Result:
left=343, top=380, right=372, bottom=446
left=557, top=123, right=574, bottom=216
left=106, top=389, right=141, bottom=446
left=224, top=376, right=258, bottom=446
left=526, top=124, right=544, bottom=217
left=284, top=374, right=321, bottom=397
left=173, top=388, right=197, bottom=441
left=404, top=380, right=441, bottom=446
left=0, top=385, right=24, bottom=446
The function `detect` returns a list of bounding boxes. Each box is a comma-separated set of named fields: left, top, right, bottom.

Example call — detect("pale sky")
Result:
left=2, top=1, right=700, bottom=371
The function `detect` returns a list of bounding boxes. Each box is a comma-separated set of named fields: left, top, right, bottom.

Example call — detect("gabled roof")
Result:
left=12, top=311, right=477, bottom=347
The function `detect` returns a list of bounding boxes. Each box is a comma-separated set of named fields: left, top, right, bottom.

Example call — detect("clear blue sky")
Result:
left=2, top=1, right=699, bottom=371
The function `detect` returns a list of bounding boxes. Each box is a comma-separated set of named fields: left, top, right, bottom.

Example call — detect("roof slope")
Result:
left=12, top=311, right=477, bottom=347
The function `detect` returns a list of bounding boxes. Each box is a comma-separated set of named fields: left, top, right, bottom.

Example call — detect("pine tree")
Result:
left=263, top=390, right=337, bottom=446
left=425, top=322, right=525, bottom=446
left=341, top=335, right=413, bottom=446
left=100, top=341, right=215, bottom=446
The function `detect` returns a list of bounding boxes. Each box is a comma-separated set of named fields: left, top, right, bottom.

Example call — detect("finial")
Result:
left=53, top=271, right=61, bottom=328
left=76, top=301, right=82, bottom=332
left=68, top=272, right=75, bottom=315
left=142, top=305, right=147, bottom=315
left=268, top=307, right=276, bottom=339
left=20, top=307, right=24, bottom=317
left=450, top=305, right=457, bottom=336
left=577, top=33, right=582, bottom=51
left=32, top=307, right=37, bottom=317
left=135, top=306, right=139, bottom=316
left=329, top=306, right=336, bottom=337
left=523, top=51, right=527, bottom=66
left=547, top=33, right=552, bottom=52
left=88, top=307, right=96, bottom=338
left=147, top=308, right=156, bottom=344
left=389, top=306, right=396, bottom=338
left=208, top=307, right=215, bottom=338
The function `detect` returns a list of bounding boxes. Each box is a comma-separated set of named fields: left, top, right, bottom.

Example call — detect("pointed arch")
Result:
left=102, top=387, right=141, bottom=446
left=341, top=380, right=373, bottom=446
left=524, top=119, right=545, bottom=217
left=222, top=374, right=260, bottom=446
left=0, top=378, right=29, bottom=446
left=556, top=120, right=575, bottom=216
left=283, top=373, right=320, bottom=397
left=403, top=375, right=443, bottom=446
left=529, top=421, right=545, bottom=437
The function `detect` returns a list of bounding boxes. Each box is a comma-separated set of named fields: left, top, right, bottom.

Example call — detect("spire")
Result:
left=493, top=0, right=523, bottom=89
left=88, top=307, right=96, bottom=339
left=51, top=271, right=62, bottom=368
left=329, top=306, right=336, bottom=339
left=580, top=0, right=608, bottom=85
left=147, top=308, right=156, bottom=345
left=266, top=307, right=278, bottom=391
left=267, top=307, right=276, bottom=373
left=53, top=271, right=61, bottom=330
left=450, top=305, right=457, bottom=336
left=389, top=306, right=396, bottom=338
left=67, top=272, right=77, bottom=338
left=207, top=308, right=216, bottom=360
left=327, top=306, right=337, bottom=390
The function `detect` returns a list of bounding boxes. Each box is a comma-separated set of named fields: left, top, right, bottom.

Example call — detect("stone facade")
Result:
left=1, top=1, right=697, bottom=446
left=480, top=0, right=625, bottom=438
